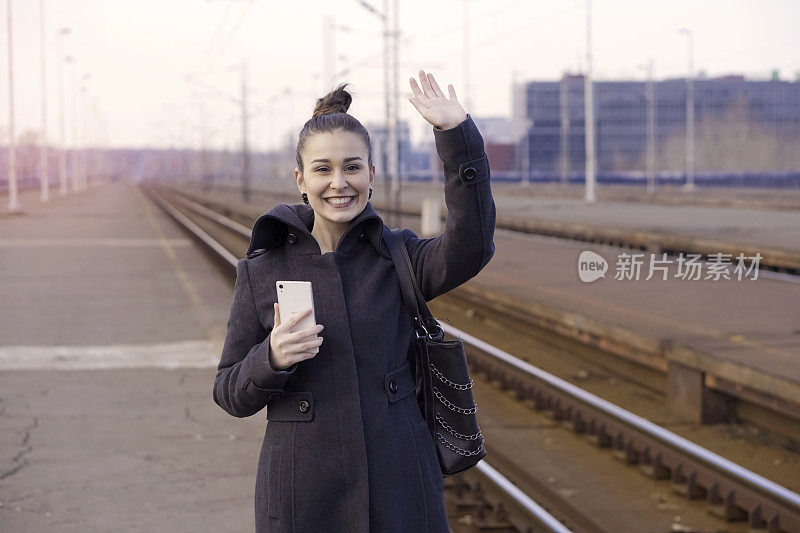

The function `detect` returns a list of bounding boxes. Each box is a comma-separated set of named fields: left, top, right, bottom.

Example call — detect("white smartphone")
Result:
left=275, top=281, right=317, bottom=332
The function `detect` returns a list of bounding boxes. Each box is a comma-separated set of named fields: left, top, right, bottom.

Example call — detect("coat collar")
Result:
left=246, top=201, right=391, bottom=259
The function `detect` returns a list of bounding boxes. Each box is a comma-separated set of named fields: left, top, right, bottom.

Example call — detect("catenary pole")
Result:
left=7, top=0, right=20, bottom=212
left=39, top=0, right=49, bottom=202
left=382, top=0, right=400, bottom=226
left=67, top=56, right=78, bottom=192
left=462, top=0, right=472, bottom=114
left=583, top=0, right=596, bottom=203
left=646, top=59, right=656, bottom=195
left=559, top=73, right=570, bottom=186
left=322, top=14, right=336, bottom=92
left=381, top=0, right=391, bottom=222
left=57, top=28, right=69, bottom=195
left=679, top=28, right=695, bottom=191
left=240, top=58, right=250, bottom=203
left=80, top=76, right=89, bottom=190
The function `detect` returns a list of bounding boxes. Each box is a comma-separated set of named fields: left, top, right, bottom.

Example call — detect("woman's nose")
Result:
left=330, top=169, right=348, bottom=189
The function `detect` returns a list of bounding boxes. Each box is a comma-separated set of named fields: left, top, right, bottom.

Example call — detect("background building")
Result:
left=517, top=74, right=800, bottom=178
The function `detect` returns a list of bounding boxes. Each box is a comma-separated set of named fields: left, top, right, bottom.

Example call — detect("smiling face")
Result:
left=295, top=128, right=375, bottom=229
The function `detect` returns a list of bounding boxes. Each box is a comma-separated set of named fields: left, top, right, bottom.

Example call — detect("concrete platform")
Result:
left=398, top=180, right=800, bottom=252
left=0, top=183, right=264, bottom=531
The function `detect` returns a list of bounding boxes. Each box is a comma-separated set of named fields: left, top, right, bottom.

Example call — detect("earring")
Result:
left=301, top=192, right=309, bottom=204
left=368, top=188, right=373, bottom=199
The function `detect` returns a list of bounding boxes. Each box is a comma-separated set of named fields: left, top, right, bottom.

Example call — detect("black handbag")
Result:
left=382, top=226, right=486, bottom=476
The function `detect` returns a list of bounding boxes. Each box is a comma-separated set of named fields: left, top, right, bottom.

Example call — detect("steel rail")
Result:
left=441, top=321, right=800, bottom=531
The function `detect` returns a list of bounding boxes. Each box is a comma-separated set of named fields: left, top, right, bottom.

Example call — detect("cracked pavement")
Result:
left=0, top=184, right=263, bottom=532
left=0, top=368, right=267, bottom=532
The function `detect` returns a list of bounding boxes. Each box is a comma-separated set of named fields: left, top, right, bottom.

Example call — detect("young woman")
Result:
left=214, top=70, right=496, bottom=532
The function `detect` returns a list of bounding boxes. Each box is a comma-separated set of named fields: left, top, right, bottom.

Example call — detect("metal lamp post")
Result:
left=57, top=28, right=70, bottom=195
left=678, top=28, right=695, bottom=191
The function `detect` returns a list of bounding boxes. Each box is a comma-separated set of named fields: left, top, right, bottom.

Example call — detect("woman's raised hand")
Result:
left=268, top=303, right=323, bottom=371
left=408, top=69, right=468, bottom=130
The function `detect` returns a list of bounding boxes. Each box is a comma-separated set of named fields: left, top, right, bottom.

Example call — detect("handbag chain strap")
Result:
left=435, top=433, right=486, bottom=457
left=432, top=386, right=477, bottom=414
left=434, top=411, right=482, bottom=440
left=430, top=362, right=474, bottom=390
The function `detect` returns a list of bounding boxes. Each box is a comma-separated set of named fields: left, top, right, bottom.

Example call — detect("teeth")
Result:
left=326, top=196, right=355, bottom=205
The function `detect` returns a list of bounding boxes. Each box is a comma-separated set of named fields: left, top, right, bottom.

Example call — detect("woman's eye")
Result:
left=314, top=165, right=359, bottom=172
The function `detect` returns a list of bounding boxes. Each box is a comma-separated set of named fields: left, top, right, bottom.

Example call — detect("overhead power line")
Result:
left=204, top=0, right=256, bottom=54
left=215, top=0, right=256, bottom=53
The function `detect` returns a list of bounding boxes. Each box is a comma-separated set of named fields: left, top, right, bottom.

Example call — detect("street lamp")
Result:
left=81, top=73, right=91, bottom=190
left=584, top=0, right=596, bottom=204
left=65, top=55, right=79, bottom=193
left=6, top=0, right=19, bottom=212
left=355, top=0, right=400, bottom=224
left=678, top=28, right=695, bottom=191
left=461, top=0, right=475, bottom=114
left=91, top=96, right=100, bottom=186
left=636, top=59, right=656, bottom=196
left=511, top=70, right=530, bottom=187
left=57, top=28, right=70, bottom=196
left=39, top=0, right=49, bottom=202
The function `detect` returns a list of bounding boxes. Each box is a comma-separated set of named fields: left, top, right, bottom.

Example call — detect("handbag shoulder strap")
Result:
left=382, top=226, right=440, bottom=337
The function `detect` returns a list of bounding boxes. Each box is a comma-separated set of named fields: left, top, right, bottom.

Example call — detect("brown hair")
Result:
left=295, top=83, right=373, bottom=172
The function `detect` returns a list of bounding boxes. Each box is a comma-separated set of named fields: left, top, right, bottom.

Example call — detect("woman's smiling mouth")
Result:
left=324, top=195, right=356, bottom=207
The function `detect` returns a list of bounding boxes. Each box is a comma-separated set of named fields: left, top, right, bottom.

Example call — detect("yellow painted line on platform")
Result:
left=0, top=238, right=193, bottom=247
left=134, top=186, right=226, bottom=344
left=0, top=341, right=219, bottom=370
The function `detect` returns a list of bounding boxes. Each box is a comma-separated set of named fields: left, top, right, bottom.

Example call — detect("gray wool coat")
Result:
left=213, top=114, right=496, bottom=533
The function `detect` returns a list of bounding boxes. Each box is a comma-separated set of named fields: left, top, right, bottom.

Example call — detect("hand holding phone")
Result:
left=268, top=282, right=324, bottom=371
left=269, top=305, right=323, bottom=371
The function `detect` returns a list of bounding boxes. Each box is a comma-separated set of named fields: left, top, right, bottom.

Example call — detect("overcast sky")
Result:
left=3, top=0, right=800, bottom=150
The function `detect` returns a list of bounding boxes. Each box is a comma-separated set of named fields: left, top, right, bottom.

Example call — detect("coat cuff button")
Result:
left=298, top=400, right=310, bottom=413
left=463, top=167, right=476, bottom=180
left=388, top=379, right=398, bottom=394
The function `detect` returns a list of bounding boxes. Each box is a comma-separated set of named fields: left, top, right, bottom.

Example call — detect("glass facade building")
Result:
left=519, top=74, right=800, bottom=174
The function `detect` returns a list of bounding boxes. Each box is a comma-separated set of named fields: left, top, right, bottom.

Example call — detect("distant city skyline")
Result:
left=2, top=0, right=799, bottom=150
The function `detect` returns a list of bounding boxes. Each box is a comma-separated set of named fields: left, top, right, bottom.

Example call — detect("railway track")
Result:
left=142, top=182, right=800, bottom=532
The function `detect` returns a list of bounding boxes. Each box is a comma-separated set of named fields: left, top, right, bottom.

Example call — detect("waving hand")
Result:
left=408, top=69, right=468, bottom=130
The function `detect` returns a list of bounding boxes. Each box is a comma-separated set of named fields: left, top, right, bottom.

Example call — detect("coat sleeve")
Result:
left=213, top=258, right=298, bottom=418
left=401, top=113, right=496, bottom=302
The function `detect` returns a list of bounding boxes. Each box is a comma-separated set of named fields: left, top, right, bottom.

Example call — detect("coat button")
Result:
left=463, top=166, right=476, bottom=180
left=359, top=232, right=365, bottom=239
left=287, top=233, right=297, bottom=244
left=298, top=400, right=309, bottom=413
left=389, top=380, right=398, bottom=394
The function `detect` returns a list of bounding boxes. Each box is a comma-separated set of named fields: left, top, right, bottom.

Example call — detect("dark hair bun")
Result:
left=312, top=83, right=352, bottom=118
